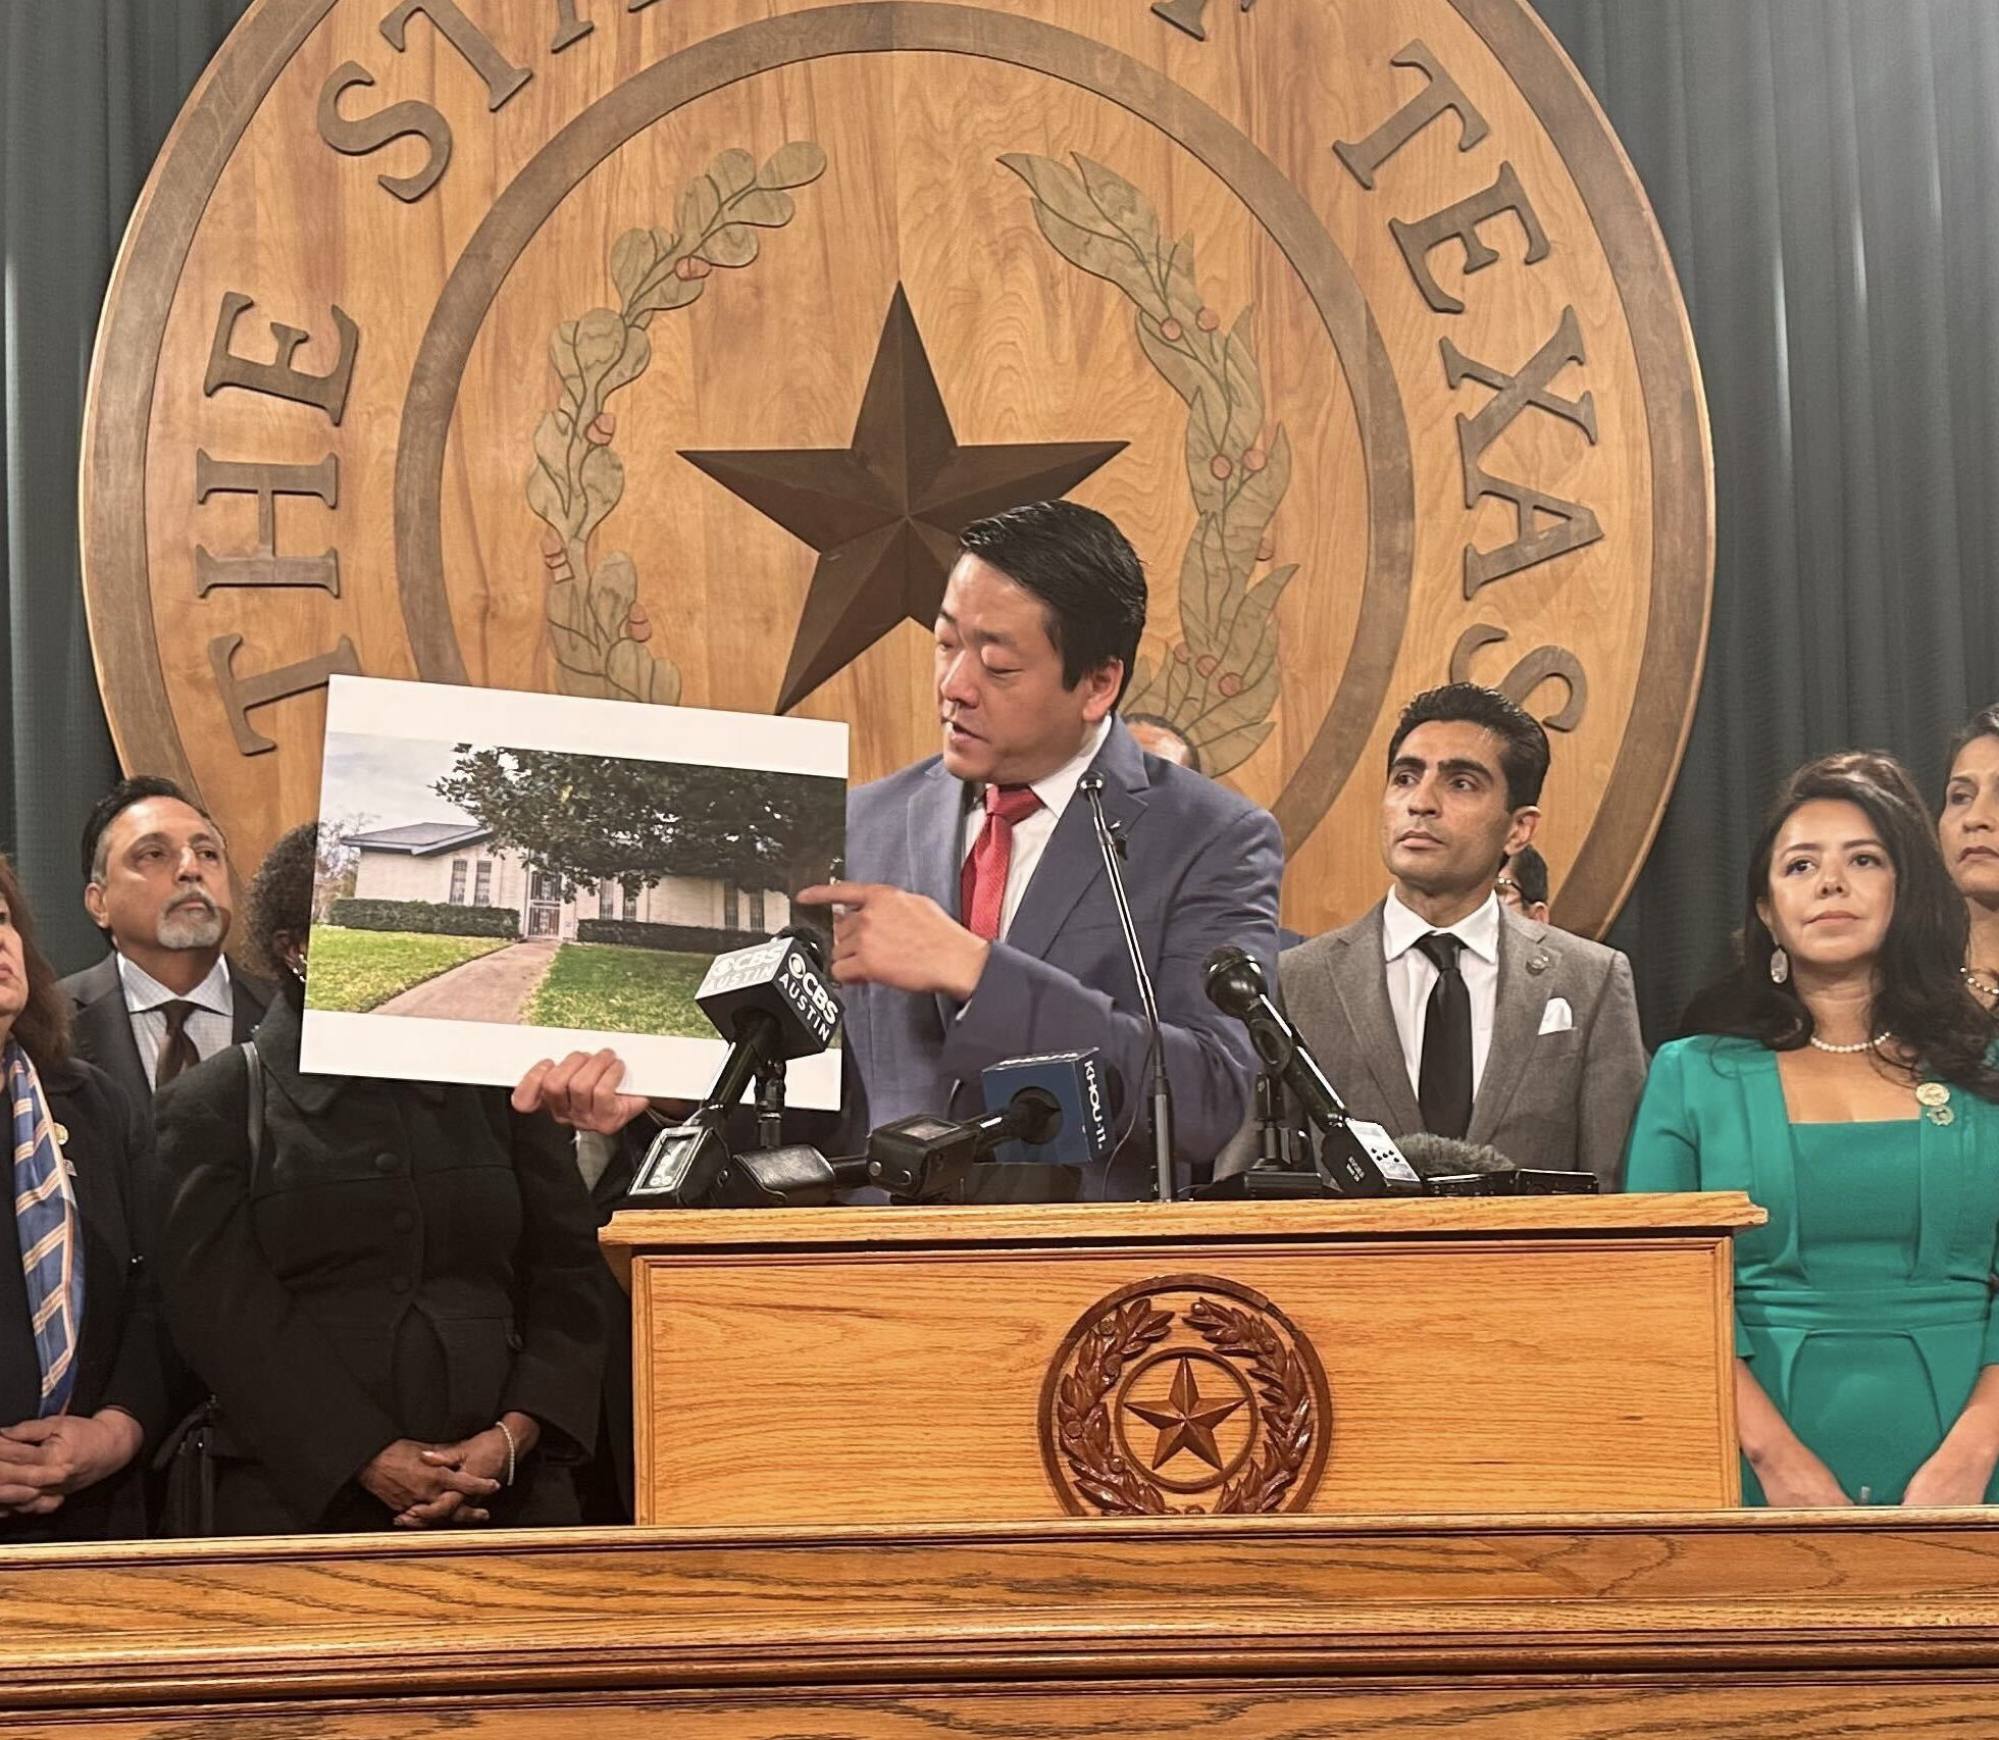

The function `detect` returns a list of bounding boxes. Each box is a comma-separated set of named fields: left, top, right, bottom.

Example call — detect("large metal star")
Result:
left=1125, top=1356, right=1246, bottom=1473
left=680, top=285, right=1126, bottom=714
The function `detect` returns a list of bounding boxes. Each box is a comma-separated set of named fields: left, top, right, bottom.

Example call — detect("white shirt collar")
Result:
left=1381, top=887, right=1502, bottom=966
left=977, top=714, right=1113, bottom=823
left=117, top=950, right=233, bottom=1017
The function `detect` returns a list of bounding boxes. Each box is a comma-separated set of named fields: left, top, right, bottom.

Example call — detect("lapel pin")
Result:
left=1919, top=1082, right=1953, bottom=1125
left=52, top=1122, right=68, bottom=1147
left=1527, top=953, right=1552, bottom=976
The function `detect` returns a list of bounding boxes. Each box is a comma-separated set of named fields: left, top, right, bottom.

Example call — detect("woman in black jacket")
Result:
left=156, top=825, right=604, bottom=1533
left=0, top=855, right=167, bottom=1541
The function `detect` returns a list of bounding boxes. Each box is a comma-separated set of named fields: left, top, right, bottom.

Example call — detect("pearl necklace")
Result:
left=1808, top=1030, right=1892, bottom=1055
left=1962, top=965, right=1999, bottom=1005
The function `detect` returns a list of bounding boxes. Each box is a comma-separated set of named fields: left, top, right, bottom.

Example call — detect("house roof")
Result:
left=342, top=821, right=493, bottom=857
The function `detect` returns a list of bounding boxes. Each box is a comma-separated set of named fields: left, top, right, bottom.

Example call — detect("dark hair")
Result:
left=958, top=501, right=1147, bottom=704
left=0, top=856, right=72, bottom=1066
left=247, top=823, right=320, bottom=981
left=1683, top=751, right=1999, bottom=1099
left=80, top=775, right=209, bottom=882
left=1387, top=683, right=1550, bottom=811
left=1501, top=843, right=1550, bottom=908
left=1944, top=703, right=1999, bottom=802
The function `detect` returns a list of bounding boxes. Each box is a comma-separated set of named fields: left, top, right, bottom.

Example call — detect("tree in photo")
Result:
left=432, top=747, right=843, bottom=899
left=314, top=813, right=373, bottom=920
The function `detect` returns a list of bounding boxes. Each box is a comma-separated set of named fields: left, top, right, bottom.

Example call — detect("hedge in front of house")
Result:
left=575, top=918, right=769, bottom=954
left=328, top=898, right=519, bottom=939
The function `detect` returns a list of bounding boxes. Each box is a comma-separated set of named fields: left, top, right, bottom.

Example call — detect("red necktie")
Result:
left=960, top=784, right=1043, bottom=942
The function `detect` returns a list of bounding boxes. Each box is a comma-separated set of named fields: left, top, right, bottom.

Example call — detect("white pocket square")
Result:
left=1538, top=997, right=1574, bottom=1036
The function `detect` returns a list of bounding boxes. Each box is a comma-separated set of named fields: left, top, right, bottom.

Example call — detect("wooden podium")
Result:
left=602, top=1192, right=1763, bottom=1526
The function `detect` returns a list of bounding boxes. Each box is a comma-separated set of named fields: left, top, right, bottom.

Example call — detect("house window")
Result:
left=746, top=887, right=767, bottom=931
left=448, top=860, right=468, bottom=904
left=622, top=883, right=637, bottom=920
left=599, top=882, right=616, bottom=919
left=473, top=861, right=493, bottom=906
left=723, top=884, right=740, bottom=930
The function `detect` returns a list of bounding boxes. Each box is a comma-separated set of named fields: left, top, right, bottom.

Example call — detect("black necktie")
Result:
left=1414, top=932, right=1473, bottom=1139
left=156, top=1000, right=201, bottom=1089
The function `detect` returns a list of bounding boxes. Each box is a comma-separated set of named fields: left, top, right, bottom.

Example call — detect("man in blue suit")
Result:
left=524, top=501, right=1281, bottom=1201
left=794, top=501, right=1281, bottom=1198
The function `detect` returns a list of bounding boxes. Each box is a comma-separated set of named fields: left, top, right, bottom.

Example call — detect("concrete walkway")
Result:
left=377, top=939, right=560, bottom=1022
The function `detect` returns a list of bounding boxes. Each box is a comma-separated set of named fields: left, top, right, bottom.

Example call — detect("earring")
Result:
left=1769, top=945, right=1790, bottom=985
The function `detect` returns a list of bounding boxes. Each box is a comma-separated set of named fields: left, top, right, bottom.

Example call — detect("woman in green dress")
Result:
left=1627, top=751, right=1999, bottom=1507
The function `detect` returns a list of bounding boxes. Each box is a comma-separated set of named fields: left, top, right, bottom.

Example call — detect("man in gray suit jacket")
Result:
left=522, top=503, right=1282, bottom=1200
left=1268, top=684, right=1645, bottom=1189
left=799, top=502, right=1282, bottom=1199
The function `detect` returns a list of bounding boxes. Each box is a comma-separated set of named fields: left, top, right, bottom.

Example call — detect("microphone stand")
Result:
left=754, top=1059, right=787, bottom=1152
left=1078, top=773, right=1176, bottom=1204
left=1254, top=1072, right=1291, bottom=1171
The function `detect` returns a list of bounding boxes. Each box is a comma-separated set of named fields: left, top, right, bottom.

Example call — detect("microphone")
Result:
left=707, top=1145, right=875, bottom=1208
left=1202, top=946, right=1422, bottom=1197
left=980, top=1050, right=1120, bottom=1168
left=865, top=1087, right=1062, bottom=1197
left=625, top=927, right=842, bottom=1206
left=1077, top=772, right=1176, bottom=1202
left=694, top=924, right=842, bottom=1108
left=1396, top=1131, right=1598, bottom=1196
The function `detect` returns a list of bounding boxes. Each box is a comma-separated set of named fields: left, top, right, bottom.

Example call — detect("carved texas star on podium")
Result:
left=679, top=284, right=1126, bottom=714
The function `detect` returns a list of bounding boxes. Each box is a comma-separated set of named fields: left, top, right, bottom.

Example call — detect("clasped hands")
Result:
left=360, top=1413, right=538, bottom=1528
left=0, top=1409, right=142, bottom=1517
left=513, top=884, right=988, bottom=1137
left=1755, top=1438, right=1996, bottom=1509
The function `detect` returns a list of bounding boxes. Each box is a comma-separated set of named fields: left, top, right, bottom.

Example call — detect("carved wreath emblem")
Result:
left=1039, top=1275, right=1331, bottom=1516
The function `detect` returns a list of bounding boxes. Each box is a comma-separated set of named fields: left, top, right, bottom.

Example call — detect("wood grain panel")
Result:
left=611, top=1195, right=1759, bottom=1525
left=7, top=1514, right=1999, bottom=1738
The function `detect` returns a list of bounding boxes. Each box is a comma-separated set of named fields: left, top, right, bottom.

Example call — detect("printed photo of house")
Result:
left=342, top=821, right=793, bottom=942
left=300, top=678, right=847, bottom=1104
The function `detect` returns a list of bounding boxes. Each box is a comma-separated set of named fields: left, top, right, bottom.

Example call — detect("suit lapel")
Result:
left=1001, top=722, right=1150, bottom=969
left=73, top=958, right=150, bottom=1110
left=230, top=968, right=271, bottom=1043
left=907, top=761, right=972, bottom=1032
left=1328, top=907, right=1423, bottom=1129
left=1468, top=913, right=1543, bottom=1146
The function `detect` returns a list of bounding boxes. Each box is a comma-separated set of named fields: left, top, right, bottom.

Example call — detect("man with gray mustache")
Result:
left=59, top=778, right=270, bottom=1108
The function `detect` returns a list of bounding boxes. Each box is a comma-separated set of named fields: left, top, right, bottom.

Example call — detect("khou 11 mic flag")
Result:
left=300, top=674, right=848, bottom=1106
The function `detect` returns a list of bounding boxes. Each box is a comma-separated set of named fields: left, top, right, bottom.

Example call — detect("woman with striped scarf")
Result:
left=0, top=854, right=166, bottom=1541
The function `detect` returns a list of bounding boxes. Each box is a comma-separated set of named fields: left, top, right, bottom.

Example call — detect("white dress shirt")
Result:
left=960, top=715, right=1113, bottom=940
left=117, top=952, right=236, bottom=1089
left=1380, top=888, right=1501, bottom=1102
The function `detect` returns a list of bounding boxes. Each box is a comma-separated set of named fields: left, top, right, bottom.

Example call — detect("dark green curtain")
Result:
left=5, top=0, right=1999, bottom=1023
left=0, top=0, right=250, bottom=974
left=1538, top=0, right=1999, bottom=1038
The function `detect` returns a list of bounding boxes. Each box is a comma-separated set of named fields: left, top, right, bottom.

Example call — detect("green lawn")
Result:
left=305, top=926, right=512, bottom=1013
left=525, top=943, right=711, bottom=1037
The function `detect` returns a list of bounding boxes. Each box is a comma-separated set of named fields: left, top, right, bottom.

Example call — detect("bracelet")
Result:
left=494, top=1418, right=518, bottom=1487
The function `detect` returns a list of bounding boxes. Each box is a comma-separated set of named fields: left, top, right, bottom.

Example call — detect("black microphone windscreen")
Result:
left=1202, top=944, right=1266, bottom=1016
left=980, top=1050, right=1116, bottom=1168
left=778, top=921, right=830, bottom=970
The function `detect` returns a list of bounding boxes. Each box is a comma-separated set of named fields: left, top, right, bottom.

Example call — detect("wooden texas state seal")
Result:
left=1041, top=1275, right=1331, bottom=1516
left=83, top=0, right=1710, bottom=936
